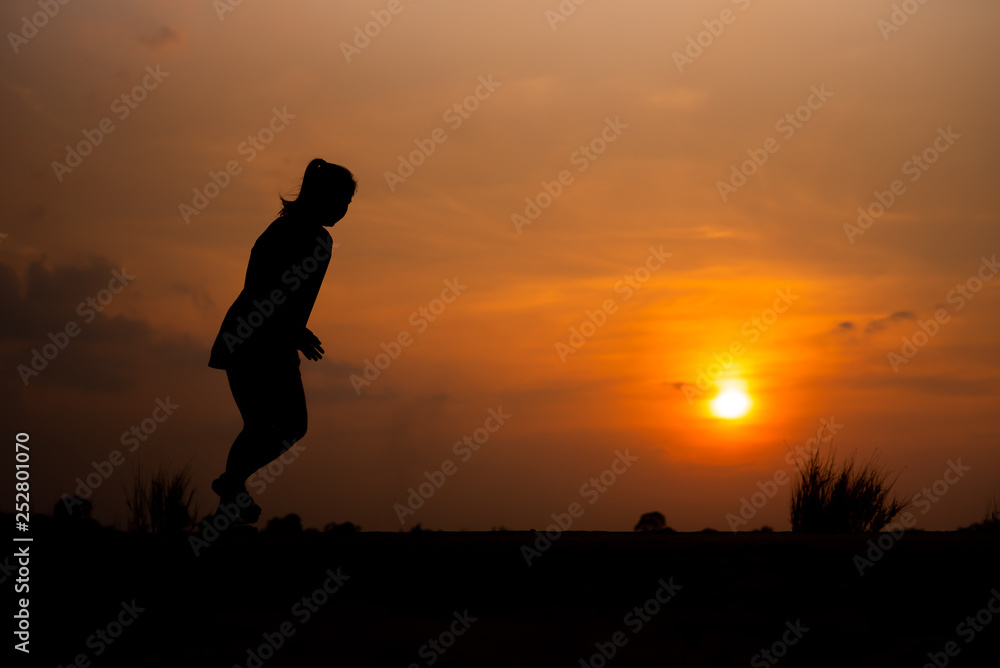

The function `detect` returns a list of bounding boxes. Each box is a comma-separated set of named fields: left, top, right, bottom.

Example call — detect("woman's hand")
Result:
left=297, top=328, right=324, bottom=361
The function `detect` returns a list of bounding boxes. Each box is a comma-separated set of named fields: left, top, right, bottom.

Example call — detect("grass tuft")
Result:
left=790, top=445, right=907, bottom=532
left=124, top=461, right=198, bottom=534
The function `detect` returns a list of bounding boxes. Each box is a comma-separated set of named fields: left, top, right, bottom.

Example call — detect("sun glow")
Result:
left=710, top=381, right=753, bottom=419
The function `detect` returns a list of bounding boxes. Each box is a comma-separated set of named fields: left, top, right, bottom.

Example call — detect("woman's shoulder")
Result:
left=252, top=216, right=329, bottom=251
left=262, top=215, right=328, bottom=234
left=252, top=217, right=298, bottom=247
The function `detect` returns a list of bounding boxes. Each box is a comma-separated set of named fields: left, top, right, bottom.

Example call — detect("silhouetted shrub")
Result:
left=409, top=523, right=436, bottom=532
left=960, top=493, right=1000, bottom=532
left=52, top=496, right=101, bottom=533
left=790, top=446, right=906, bottom=532
left=634, top=511, right=672, bottom=532
left=986, top=494, right=1000, bottom=527
left=53, top=495, right=92, bottom=522
left=124, top=462, right=198, bottom=534
left=265, top=513, right=303, bottom=533
left=323, top=520, right=360, bottom=534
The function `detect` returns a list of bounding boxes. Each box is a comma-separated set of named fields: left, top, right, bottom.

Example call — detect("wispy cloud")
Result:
left=138, top=25, right=183, bottom=50
left=864, top=311, right=915, bottom=334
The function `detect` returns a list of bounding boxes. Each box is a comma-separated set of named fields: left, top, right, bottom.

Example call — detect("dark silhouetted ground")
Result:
left=12, top=517, right=1000, bottom=667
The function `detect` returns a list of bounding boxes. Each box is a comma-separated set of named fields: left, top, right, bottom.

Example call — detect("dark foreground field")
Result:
left=13, top=522, right=1000, bottom=667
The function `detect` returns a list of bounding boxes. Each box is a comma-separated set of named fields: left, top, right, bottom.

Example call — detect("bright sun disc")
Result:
left=710, top=388, right=752, bottom=419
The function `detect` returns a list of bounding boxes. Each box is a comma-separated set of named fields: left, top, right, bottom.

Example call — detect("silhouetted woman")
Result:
left=208, top=158, right=356, bottom=524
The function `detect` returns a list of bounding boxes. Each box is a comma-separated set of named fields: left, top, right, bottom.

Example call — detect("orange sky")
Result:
left=2, top=0, right=998, bottom=531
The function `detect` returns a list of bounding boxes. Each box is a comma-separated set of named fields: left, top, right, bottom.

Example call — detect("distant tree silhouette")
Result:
left=124, top=462, right=198, bottom=534
left=265, top=513, right=303, bottom=533
left=790, top=446, right=906, bottom=532
left=323, top=520, right=360, bottom=534
left=634, top=511, right=671, bottom=532
left=53, top=495, right=92, bottom=522
left=52, top=496, right=100, bottom=532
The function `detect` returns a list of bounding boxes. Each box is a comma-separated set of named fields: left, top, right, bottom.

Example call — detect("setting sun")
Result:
left=710, top=383, right=753, bottom=420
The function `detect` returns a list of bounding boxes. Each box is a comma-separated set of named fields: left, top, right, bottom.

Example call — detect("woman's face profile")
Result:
left=320, top=193, right=353, bottom=227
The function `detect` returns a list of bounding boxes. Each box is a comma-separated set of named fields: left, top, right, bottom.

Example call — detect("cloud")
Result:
left=852, top=374, right=999, bottom=398
left=0, top=257, right=120, bottom=339
left=138, top=25, right=183, bottom=50
left=864, top=311, right=916, bottom=334
left=170, top=282, right=214, bottom=309
left=0, top=258, right=204, bottom=392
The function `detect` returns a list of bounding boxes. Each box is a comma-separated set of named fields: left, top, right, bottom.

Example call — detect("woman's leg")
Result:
left=216, top=358, right=307, bottom=514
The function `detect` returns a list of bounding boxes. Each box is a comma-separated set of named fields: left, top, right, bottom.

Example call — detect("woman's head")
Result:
left=279, top=158, right=357, bottom=225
